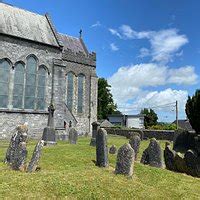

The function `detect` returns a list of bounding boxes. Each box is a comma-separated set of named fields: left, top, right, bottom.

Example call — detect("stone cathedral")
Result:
left=0, top=3, right=98, bottom=139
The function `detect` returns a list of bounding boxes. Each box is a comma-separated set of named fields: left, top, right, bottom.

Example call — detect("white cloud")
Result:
left=108, top=63, right=198, bottom=119
left=110, top=43, right=119, bottom=51
left=138, top=48, right=150, bottom=58
left=108, top=28, right=122, bottom=39
left=168, top=66, right=198, bottom=85
left=109, top=25, right=188, bottom=63
left=91, top=21, right=101, bottom=28
left=149, top=29, right=188, bottom=63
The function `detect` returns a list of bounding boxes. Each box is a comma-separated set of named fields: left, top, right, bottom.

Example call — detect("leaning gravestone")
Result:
left=174, top=152, right=188, bottom=173
left=184, top=149, right=200, bottom=177
left=6, top=125, right=28, bottom=171
left=115, top=143, right=135, bottom=177
left=109, top=145, right=117, bottom=154
left=5, top=125, right=28, bottom=164
left=96, top=128, right=109, bottom=167
left=27, top=140, right=44, bottom=173
left=164, top=142, right=176, bottom=171
left=129, top=135, right=141, bottom=160
left=140, top=138, right=163, bottom=168
left=69, top=128, right=78, bottom=144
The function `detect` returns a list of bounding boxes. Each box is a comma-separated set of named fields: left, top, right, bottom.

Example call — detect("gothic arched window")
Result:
left=66, top=72, right=74, bottom=112
left=13, top=62, right=25, bottom=109
left=36, top=66, right=46, bottom=110
left=0, top=59, right=10, bottom=108
left=24, top=56, right=37, bottom=109
left=77, top=74, right=85, bottom=113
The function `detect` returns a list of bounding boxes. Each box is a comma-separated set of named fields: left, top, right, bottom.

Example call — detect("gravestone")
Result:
left=174, top=152, right=188, bottom=173
left=184, top=150, right=200, bottom=177
left=5, top=125, right=28, bottom=164
left=27, top=140, right=44, bottom=173
left=164, top=142, right=176, bottom=171
left=90, top=121, right=100, bottom=146
left=129, top=135, right=141, bottom=160
left=140, top=138, right=163, bottom=168
left=42, top=104, right=56, bottom=145
left=96, top=128, right=109, bottom=167
left=69, top=128, right=78, bottom=144
left=5, top=125, right=28, bottom=171
left=115, top=143, right=135, bottom=177
left=109, top=145, right=117, bottom=154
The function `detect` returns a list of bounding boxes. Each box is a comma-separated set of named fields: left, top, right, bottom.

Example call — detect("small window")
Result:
left=13, top=63, right=25, bottom=109
left=77, top=74, right=85, bottom=113
left=66, top=72, right=74, bottom=112
left=0, top=60, right=10, bottom=108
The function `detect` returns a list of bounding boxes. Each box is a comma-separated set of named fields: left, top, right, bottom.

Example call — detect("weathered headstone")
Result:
left=5, top=125, right=28, bottom=164
left=109, top=145, right=117, bottom=154
left=27, top=140, right=44, bottom=173
left=90, top=121, right=100, bottom=146
left=164, top=142, right=176, bottom=171
left=140, top=138, right=163, bottom=168
left=42, top=104, right=56, bottom=145
left=115, top=143, right=135, bottom=177
left=129, top=135, right=141, bottom=160
left=5, top=125, right=28, bottom=171
left=174, top=152, right=188, bottom=173
left=96, top=128, right=109, bottom=167
left=69, top=128, right=78, bottom=144
left=184, top=150, right=200, bottom=177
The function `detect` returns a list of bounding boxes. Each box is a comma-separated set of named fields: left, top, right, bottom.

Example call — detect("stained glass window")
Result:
left=36, top=67, right=46, bottom=110
left=24, top=56, right=37, bottom=109
left=0, top=60, right=10, bottom=108
left=66, top=72, right=74, bottom=112
left=77, top=74, right=85, bottom=113
left=13, top=63, right=25, bottom=109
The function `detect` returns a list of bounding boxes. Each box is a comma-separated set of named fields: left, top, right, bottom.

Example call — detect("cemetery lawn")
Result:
left=0, top=136, right=200, bottom=200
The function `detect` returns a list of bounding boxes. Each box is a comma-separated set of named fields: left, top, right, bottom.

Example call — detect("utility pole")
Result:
left=176, top=101, right=178, bottom=129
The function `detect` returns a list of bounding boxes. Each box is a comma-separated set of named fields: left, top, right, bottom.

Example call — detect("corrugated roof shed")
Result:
left=0, top=2, right=59, bottom=46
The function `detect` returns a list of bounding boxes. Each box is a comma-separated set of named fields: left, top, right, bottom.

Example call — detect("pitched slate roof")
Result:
left=172, top=119, right=194, bottom=132
left=0, top=3, right=59, bottom=47
left=58, top=33, right=88, bottom=55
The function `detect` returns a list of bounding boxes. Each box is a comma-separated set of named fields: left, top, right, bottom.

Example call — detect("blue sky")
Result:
left=5, top=0, right=200, bottom=121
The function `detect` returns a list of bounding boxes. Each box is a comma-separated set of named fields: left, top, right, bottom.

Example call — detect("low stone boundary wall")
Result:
left=104, top=127, right=174, bottom=141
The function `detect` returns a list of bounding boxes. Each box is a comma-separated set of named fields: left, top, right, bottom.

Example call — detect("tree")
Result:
left=185, top=89, right=200, bottom=134
left=97, top=78, right=121, bottom=119
left=140, top=108, right=158, bottom=128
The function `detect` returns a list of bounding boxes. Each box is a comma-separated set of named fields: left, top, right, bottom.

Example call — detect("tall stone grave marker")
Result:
left=96, top=128, right=109, bottom=167
left=69, top=128, right=78, bottom=144
left=129, top=135, right=141, bottom=160
left=90, top=121, right=100, bottom=146
left=115, top=143, right=135, bottom=177
left=42, top=104, right=56, bottom=145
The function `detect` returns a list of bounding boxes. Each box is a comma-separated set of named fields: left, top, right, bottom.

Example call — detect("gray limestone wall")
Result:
left=0, top=112, right=48, bottom=139
left=0, top=34, right=98, bottom=138
left=0, top=34, right=60, bottom=139
left=53, top=60, right=98, bottom=135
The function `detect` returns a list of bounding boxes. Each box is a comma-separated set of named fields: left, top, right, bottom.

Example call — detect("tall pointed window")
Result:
left=66, top=72, right=74, bottom=112
left=77, top=74, right=85, bottom=113
left=13, top=62, right=25, bottom=109
left=0, top=60, right=10, bottom=108
left=36, top=66, right=46, bottom=110
left=24, top=56, right=37, bottom=109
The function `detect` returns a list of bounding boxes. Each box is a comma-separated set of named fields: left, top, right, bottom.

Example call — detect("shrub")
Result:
left=185, top=90, right=200, bottom=134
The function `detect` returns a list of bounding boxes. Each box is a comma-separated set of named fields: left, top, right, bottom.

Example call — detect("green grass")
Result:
left=0, top=135, right=199, bottom=199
